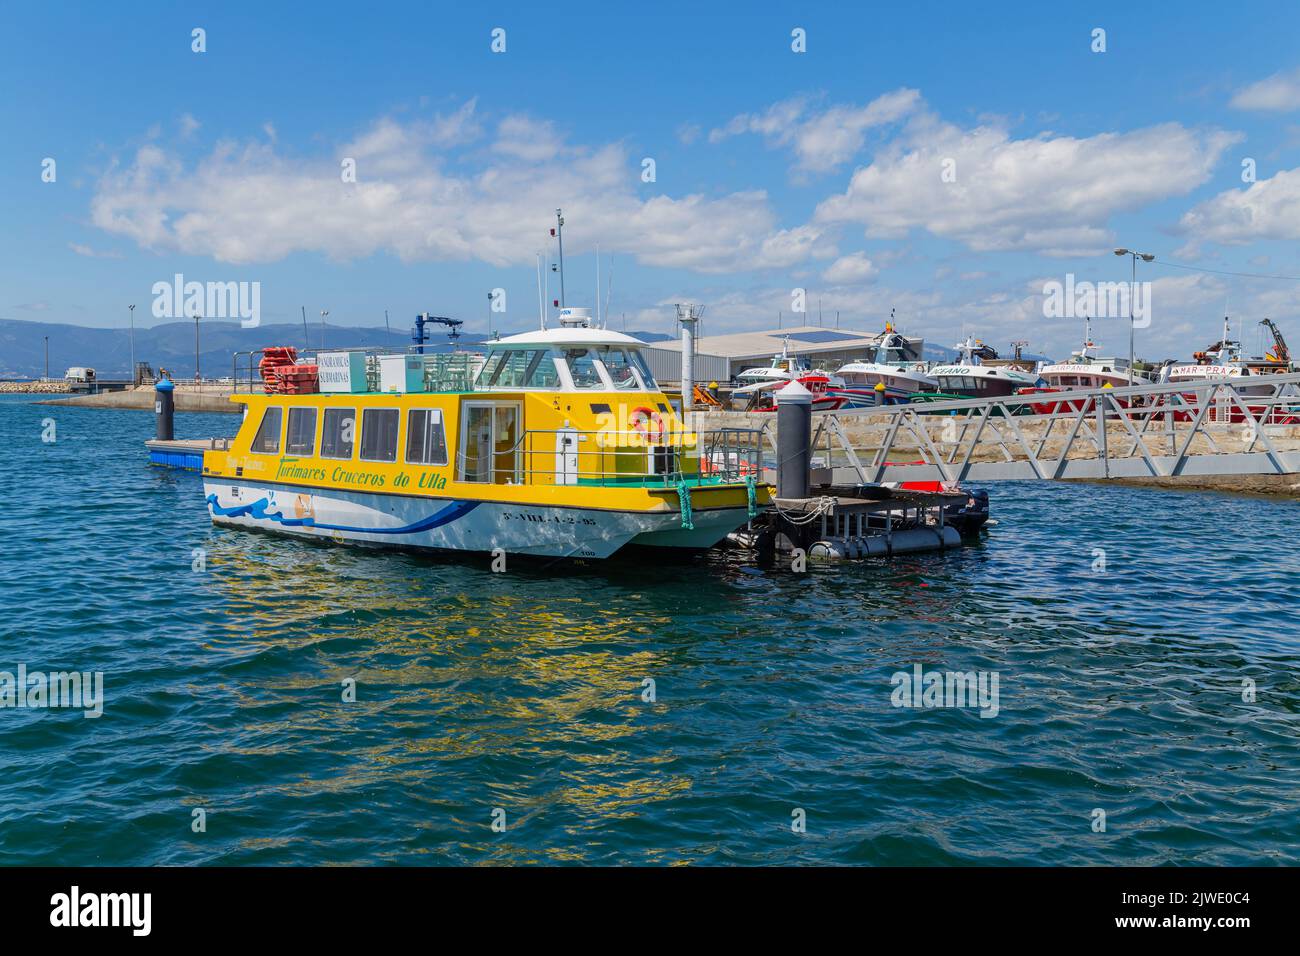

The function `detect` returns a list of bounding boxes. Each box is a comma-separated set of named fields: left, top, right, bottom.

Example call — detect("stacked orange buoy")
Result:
left=258, top=347, right=320, bottom=394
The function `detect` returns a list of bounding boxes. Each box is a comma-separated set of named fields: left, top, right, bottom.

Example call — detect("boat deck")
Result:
left=145, top=437, right=232, bottom=471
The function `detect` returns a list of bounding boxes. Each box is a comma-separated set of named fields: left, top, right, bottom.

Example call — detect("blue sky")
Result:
left=3, top=1, right=1300, bottom=358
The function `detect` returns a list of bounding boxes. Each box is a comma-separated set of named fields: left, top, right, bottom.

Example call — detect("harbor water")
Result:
left=1, top=393, right=1297, bottom=865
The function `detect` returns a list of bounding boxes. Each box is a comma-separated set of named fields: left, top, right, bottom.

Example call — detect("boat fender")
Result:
left=808, top=538, right=847, bottom=560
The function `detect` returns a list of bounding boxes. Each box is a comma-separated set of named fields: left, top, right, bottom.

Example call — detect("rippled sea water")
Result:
left=1, top=393, right=1297, bottom=865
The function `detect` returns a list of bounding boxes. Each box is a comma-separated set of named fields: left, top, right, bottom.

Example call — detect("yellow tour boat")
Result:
left=202, top=312, right=770, bottom=559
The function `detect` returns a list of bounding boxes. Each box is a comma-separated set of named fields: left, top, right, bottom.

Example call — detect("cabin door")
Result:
left=460, top=402, right=521, bottom=483
left=556, top=428, right=579, bottom=485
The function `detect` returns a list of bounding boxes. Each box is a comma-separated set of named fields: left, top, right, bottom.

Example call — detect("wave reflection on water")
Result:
left=0, top=396, right=1297, bottom=865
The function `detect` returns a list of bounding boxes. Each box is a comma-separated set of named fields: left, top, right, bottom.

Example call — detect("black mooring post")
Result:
left=775, top=380, right=812, bottom=499
left=155, top=377, right=175, bottom=441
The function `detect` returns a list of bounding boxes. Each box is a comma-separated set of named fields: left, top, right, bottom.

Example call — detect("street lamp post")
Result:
left=320, top=310, right=329, bottom=351
left=194, top=309, right=202, bottom=390
left=128, top=304, right=136, bottom=387
left=43, top=336, right=49, bottom=380
left=1113, top=248, right=1155, bottom=383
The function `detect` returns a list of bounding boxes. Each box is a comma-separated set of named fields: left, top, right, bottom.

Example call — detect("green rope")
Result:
left=676, top=480, right=695, bottom=530
left=745, top=474, right=758, bottom=518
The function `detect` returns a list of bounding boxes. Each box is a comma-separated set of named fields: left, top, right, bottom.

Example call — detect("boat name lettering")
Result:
left=330, top=465, right=387, bottom=488
left=276, top=461, right=329, bottom=482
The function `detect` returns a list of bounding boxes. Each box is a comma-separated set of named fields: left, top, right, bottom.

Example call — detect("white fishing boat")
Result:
left=827, top=322, right=936, bottom=406
left=1018, top=318, right=1151, bottom=413
left=925, top=336, right=1038, bottom=400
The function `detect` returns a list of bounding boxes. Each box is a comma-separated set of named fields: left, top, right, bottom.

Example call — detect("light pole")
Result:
left=320, top=310, right=329, bottom=351
left=194, top=308, right=202, bottom=389
left=43, top=336, right=49, bottom=380
left=1114, top=248, right=1155, bottom=383
left=128, top=304, right=136, bottom=386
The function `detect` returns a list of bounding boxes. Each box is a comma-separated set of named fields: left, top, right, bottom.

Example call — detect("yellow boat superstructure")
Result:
left=202, top=321, right=770, bottom=559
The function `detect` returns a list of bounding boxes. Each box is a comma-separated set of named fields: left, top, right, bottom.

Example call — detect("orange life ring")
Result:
left=629, top=406, right=665, bottom=444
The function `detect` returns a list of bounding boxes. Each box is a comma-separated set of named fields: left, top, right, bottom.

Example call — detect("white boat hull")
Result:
left=203, top=480, right=748, bottom=559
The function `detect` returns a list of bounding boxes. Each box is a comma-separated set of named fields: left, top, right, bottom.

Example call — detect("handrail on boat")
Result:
left=453, top=426, right=766, bottom=487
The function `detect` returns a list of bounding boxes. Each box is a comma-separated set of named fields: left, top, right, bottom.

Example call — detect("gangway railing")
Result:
left=813, top=373, right=1300, bottom=484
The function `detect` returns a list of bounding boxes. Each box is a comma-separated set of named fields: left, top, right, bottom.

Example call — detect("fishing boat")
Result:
left=733, top=337, right=843, bottom=387
left=201, top=309, right=769, bottom=559
left=731, top=337, right=846, bottom=411
left=914, top=336, right=1038, bottom=404
left=733, top=371, right=846, bottom=412
left=826, top=321, right=936, bottom=407
left=1163, top=316, right=1300, bottom=424
left=1016, top=318, right=1151, bottom=414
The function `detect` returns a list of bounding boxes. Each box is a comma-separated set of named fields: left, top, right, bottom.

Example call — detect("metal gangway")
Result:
left=808, top=373, right=1300, bottom=484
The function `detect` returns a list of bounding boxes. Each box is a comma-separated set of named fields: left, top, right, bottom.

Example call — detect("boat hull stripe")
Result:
left=205, top=494, right=480, bottom=534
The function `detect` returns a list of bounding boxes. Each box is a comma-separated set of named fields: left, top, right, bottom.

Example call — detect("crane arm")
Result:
left=1261, top=318, right=1290, bottom=364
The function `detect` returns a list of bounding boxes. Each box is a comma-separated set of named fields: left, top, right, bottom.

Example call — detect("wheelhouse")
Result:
left=473, top=329, right=659, bottom=394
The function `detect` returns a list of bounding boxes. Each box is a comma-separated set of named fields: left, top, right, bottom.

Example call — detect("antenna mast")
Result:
left=553, top=208, right=566, bottom=309
left=536, top=253, right=546, bottom=329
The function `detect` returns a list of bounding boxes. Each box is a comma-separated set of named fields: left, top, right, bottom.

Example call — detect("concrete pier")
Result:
left=39, top=386, right=240, bottom=413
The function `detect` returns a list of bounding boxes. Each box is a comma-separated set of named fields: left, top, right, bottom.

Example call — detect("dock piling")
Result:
left=155, top=378, right=175, bottom=441
left=776, top=380, right=812, bottom=499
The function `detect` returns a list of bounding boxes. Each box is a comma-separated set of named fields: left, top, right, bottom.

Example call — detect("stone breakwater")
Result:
left=0, top=381, right=70, bottom=394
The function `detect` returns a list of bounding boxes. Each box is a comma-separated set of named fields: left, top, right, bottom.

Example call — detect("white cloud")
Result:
left=68, top=242, right=124, bottom=259
left=676, top=123, right=701, bottom=145
left=1230, top=67, right=1300, bottom=112
left=179, top=113, right=201, bottom=139
left=710, top=89, right=921, bottom=173
left=815, top=120, right=1240, bottom=256
left=88, top=102, right=814, bottom=274
left=822, top=252, right=876, bottom=283
left=492, top=115, right=563, bottom=162
left=1177, top=167, right=1300, bottom=244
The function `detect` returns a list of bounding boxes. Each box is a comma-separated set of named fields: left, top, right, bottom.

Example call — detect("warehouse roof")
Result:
left=654, top=325, right=909, bottom=361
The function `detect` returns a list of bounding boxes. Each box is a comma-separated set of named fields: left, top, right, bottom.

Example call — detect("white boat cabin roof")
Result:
left=493, top=327, right=648, bottom=348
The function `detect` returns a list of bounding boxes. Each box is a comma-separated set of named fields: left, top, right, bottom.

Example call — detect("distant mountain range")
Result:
left=0, top=319, right=675, bottom=379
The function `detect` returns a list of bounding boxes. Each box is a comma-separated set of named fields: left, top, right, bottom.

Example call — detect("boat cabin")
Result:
left=211, top=313, right=761, bottom=501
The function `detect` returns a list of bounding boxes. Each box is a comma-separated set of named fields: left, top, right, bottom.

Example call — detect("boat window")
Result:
left=523, top=349, right=562, bottom=388
left=563, top=348, right=607, bottom=388
left=406, top=408, right=448, bottom=466
left=487, top=350, right=534, bottom=388
left=627, top=349, right=658, bottom=390
left=285, top=407, right=317, bottom=456
left=320, top=408, right=356, bottom=459
left=359, top=408, right=399, bottom=462
left=250, top=406, right=283, bottom=454
left=474, top=351, right=506, bottom=388
left=600, top=348, right=641, bottom=390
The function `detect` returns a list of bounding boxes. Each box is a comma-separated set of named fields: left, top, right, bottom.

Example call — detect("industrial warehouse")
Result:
left=644, top=324, right=924, bottom=384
